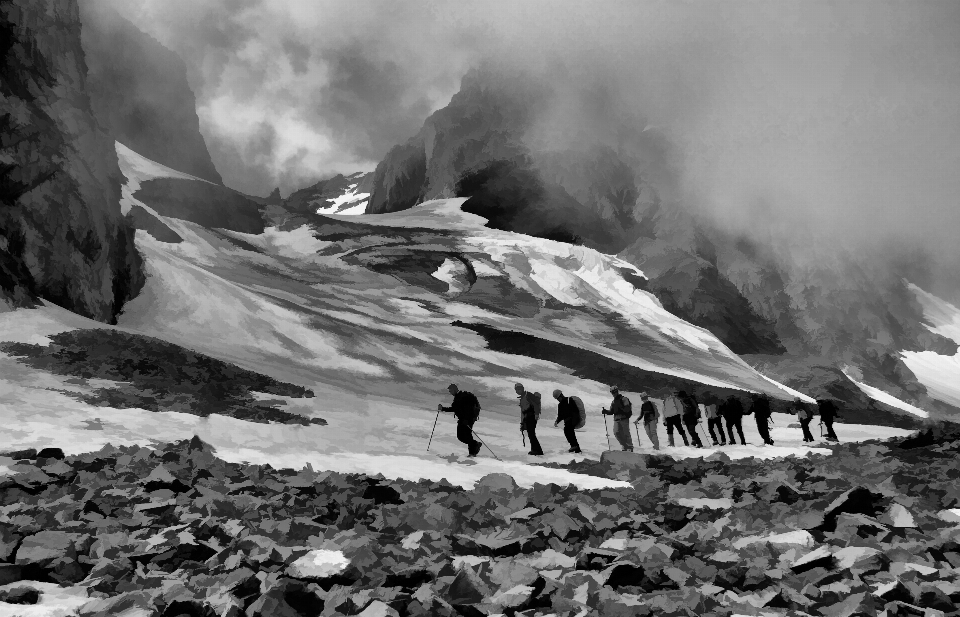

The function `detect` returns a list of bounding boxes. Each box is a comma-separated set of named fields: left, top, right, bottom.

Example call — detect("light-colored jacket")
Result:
left=703, top=404, right=719, bottom=419
left=663, top=396, right=683, bottom=418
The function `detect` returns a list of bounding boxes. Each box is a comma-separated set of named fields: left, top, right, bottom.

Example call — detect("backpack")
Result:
left=681, top=397, right=698, bottom=418
left=571, top=396, right=587, bottom=430
left=463, top=392, right=481, bottom=424
left=620, top=396, right=633, bottom=419
left=531, top=392, right=542, bottom=420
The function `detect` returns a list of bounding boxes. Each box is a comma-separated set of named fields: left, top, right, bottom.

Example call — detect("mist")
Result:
left=94, top=0, right=960, bottom=296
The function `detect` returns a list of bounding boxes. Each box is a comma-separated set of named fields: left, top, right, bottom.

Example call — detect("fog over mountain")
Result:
left=93, top=0, right=960, bottom=299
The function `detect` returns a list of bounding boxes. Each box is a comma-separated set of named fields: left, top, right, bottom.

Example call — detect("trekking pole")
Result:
left=472, top=429, right=501, bottom=461
left=521, top=430, right=526, bottom=448
left=819, top=421, right=824, bottom=438
left=634, top=422, right=642, bottom=450
left=427, top=408, right=441, bottom=452
left=602, top=412, right=612, bottom=451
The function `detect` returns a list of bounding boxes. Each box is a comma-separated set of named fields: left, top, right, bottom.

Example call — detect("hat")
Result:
left=609, top=385, right=620, bottom=393
left=640, top=393, right=649, bottom=399
left=447, top=383, right=458, bottom=390
left=552, top=389, right=562, bottom=398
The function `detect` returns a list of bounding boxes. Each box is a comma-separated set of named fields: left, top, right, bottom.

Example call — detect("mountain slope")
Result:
left=0, top=0, right=143, bottom=322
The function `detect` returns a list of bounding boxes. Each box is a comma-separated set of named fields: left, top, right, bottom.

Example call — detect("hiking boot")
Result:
left=711, top=440, right=719, bottom=446
left=568, top=447, right=576, bottom=452
left=468, top=442, right=481, bottom=457
left=572, top=448, right=582, bottom=454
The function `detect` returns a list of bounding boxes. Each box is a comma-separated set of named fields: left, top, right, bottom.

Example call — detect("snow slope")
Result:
left=5, top=147, right=911, bottom=491
left=900, top=284, right=960, bottom=408
left=842, top=368, right=930, bottom=419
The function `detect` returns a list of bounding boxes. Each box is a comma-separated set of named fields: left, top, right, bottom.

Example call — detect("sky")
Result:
left=97, top=0, right=960, bottom=286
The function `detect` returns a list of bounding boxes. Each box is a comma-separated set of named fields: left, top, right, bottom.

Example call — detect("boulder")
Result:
left=790, top=546, right=835, bottom=574
left=36, top=447, right=65, bottom=460
left=881, top=503, right=918, bottom=528
left=444, top=565, right=492, bottom=605
left=473, top=474, right=518, bottom=494
left=833, top=546, right=888, bottom=575
left=356, top=600, right=400, bottom=617
left=245, top=578, right=325, bottom=617
left=15, top=531, right=90, bottom=569
left=0, top=585, right=40, bottom=604
left=0, top=526, right=22, bottom=562
left=601, top=562, right=645, bottom=589
left=286, top=549, right=349, bottom=581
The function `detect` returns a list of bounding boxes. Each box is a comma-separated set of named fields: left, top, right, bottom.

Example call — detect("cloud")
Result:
left=92, top=0, right=960, bottom=286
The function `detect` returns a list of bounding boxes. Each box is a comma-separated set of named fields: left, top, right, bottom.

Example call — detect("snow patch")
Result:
left=432, top=258, right=470, bottom=294
left=287, top=549, right=350, bottom=578
left=900, top=283, right=960, bottom=409
left=316, top=184, right=370, bottom=215
left=842, top=369, right=929, bottom=418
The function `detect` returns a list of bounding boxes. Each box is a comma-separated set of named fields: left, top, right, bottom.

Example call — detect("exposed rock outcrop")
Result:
left=1, top=0, right=143, bottom=322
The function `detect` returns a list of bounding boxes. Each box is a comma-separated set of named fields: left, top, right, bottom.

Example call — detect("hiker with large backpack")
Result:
left=817, top=398, right=840, bottom=441
left=634, top=393, right=660, bottom=450
left=750, top=393, right=775, bottom=446
left=438, top=384, right=482, bottom=456
left=552, top=389, right=583, bottom=453
left=602, top=385, right=634, bottom=452
left=679, top=391, right=704, bottom=448
left=515, top=383, right=544, bottom=456
left=662, top=389, right=690, bottom=447
left=720, top=395, right=746, bottom=445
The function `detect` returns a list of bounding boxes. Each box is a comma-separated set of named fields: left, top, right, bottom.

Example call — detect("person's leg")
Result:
left=706, top=418, right=719, bottom=445
left=757, top=417, right=773, bottom=445
left=665, top=417, right=676, bottom=446
left=800, top=419, right=814, bottom=442
left=825, top=419, right=837, bottom=440
left=644, top=421, right=660, bottom=450
left=715, top=418, right=727, bottom=445
left=726, top=419, right=737, bottom=444
left=735, top=418, right=746, bottom=444
left=527, top=420, right=543, bottom=455
left=456, top=422, right=476, bottom=455
left=620, top=419, right=633, bottom=451
left=685, top=418, right=703, bottom=447
left=564, top=423, right=581, bottom=452
left=672, top=417, right=690, bottom=446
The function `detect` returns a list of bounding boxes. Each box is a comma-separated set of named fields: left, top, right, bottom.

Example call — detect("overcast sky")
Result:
left=99, top=0, right=960, bottom=277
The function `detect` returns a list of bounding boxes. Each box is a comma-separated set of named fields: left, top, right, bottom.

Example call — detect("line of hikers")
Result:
left=438, top=383, right=841, bottom=457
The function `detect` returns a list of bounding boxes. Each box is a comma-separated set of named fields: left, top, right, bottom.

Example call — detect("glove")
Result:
left=437, top=404, right=443, bottom=412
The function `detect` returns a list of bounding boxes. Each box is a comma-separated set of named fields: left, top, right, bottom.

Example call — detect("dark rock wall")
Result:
left=1, top=0, right=143, bottom=322
left=78, top=2, right=223, bottom=184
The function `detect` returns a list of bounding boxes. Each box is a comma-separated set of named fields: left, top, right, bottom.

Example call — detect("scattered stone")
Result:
left=0, top=585, right=41, bottom=604
left=882, top=503, right=918, bottom=528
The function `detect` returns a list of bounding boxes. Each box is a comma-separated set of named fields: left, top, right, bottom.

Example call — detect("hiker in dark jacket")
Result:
left=703, top=395, right=726, bottom=446
left=634, top=393, right=660, bottom=450
left=552, top=389, right=582, bottom=453
left=438, top=384, right=482, bottom=456
left=750, top=393, right=775, bottom=445
left=679, top=391, right=704, bottom=448
left=516, top=383, right=543, bottom=456
left=817, top=399, right=840, bottom=441
left=602, top=386, right=634, bottom=452
left=721, top=395, right=746, bottom=445
left=793, top=397, right=815, bottom=443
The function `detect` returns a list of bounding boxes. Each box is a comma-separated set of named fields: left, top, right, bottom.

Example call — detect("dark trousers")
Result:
left=726, top=416, right=745, bottom=444
left=707, top=418, right=726, bottom=444
left=563, top=422, right=580, bottom=451
left=683, top=416, right=703, bottom=447
left=456, top=422, right=478, bottom=451
left=665, top=416, right=689, bottom=446
left=799, top=418, right=814, bottom=442
left=822, top=419, right=838, bottom=440
left=524, top=419, right=543, bottom=455
left=756, top=416, right=774, bottom=444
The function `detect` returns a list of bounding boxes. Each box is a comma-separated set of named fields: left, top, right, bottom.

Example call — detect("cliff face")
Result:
left=78, top=2, right=223, bottom=185
left=1, top=0, right=143, bottom=322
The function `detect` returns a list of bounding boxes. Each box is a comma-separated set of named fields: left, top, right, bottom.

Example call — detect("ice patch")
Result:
left=900, top=284, right=960, bottom=409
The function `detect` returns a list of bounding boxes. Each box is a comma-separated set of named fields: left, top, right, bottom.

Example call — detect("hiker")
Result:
left=602, top=386, right=634, bottom=452
left=552, top=389, right=582, bottom=453
left=662, top=390, right=690, bottom=447
left=516, top=383, right=544, bottom=456
left=679, top=391, right=704, bottom=448
left=438, top=384, right=482, bottom=456
left=721, top=395, right=746, bottom=445
left=703, top=395, right=726, bottom=446
left=750, top=393, right=775, bottom=445
left=794, top=397, right=815, bottom=443
left=817, top=399, right=840, bottom=441
left=634, top=393, right=660, bottom=450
